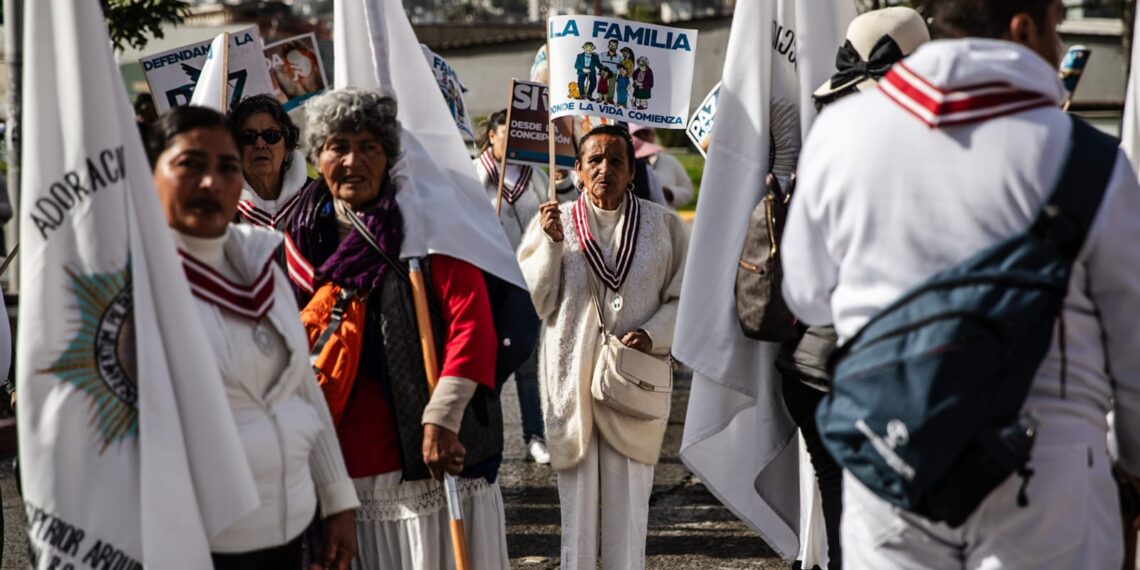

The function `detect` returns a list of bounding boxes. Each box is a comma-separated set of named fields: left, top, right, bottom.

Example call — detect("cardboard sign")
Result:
left=547, top=15, right=697, bottom=129
left=505, top=80, right=576, bottom=168
left=140, top=26, right=275, bottom=113
left=264, top=33, right=330, bottom=111
left=686, top=82, right=720, bottom=158
left=422, top=45, right=476, bottom=141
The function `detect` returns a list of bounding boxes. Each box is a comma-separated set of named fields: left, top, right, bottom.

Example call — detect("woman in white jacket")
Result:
left=517, top=125, right=688, bottom=569
left=146, top=105, right=359, bottom=570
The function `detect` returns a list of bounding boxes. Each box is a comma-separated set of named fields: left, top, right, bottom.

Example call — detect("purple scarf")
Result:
left=286, top=177, right=404, bottom=302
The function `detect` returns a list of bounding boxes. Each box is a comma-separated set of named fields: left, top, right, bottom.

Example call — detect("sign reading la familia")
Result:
left=546, top=16, right=697, bottom=129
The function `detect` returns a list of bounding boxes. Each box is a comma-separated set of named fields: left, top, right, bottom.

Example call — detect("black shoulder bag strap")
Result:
left=1037, top=116, right=1119, bottom=260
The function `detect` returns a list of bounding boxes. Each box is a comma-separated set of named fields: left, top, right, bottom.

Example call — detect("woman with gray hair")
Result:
left=284, top=88, right=510, bottom=569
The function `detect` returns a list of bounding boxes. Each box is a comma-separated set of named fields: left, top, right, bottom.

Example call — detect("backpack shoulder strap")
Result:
left=1037, top=116, right=1119, bottom=260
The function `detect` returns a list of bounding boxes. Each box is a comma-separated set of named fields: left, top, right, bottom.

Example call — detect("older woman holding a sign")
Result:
left=517, top=124, right=688, bottom=569
left=284, top=89, right=509, bottom=570
left=228, top=94, right=312, bottom=229
left=146, top=105, right=359, bottom=570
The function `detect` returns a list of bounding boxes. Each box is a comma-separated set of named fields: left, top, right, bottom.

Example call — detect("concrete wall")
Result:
left=438, top=16, right=731, bottom=119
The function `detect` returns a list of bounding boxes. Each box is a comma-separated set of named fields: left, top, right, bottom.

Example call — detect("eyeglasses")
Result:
left=239, top=128, right=284, bottom=145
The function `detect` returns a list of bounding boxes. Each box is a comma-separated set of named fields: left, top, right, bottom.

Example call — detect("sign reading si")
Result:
left=546, top=15, right=697, bottom=129
left=505, top=80, right=576, bottom=168
left=140, top=27, right=276, bottom=113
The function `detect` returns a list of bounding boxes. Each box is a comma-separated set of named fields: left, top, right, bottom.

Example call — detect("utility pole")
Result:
left=4, top=0, right=21, bottom=292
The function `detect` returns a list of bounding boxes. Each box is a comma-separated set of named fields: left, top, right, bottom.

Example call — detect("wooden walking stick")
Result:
left=408, top=258, right=472, bottom=570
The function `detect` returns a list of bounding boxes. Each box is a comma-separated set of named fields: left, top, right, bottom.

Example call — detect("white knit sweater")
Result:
left=518, top=196, right=688, bottom=469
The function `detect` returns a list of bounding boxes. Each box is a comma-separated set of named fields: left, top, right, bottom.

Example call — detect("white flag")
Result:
left=1122, top=8, right=1140, bottom=174
left=334, top=0, right=525, bottom=289
left=674, top=0, right=853, bottom=563
left=18, top=2, right=258, bottom=568
left=189, top=33, right=229, bottom=111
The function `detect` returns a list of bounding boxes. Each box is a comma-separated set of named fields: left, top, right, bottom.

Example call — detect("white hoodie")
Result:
left=782, top=39, right=1140, bottom=474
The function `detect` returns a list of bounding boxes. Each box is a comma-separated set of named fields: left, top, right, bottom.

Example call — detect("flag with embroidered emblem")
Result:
left=17, top=2, right=257, bottom=568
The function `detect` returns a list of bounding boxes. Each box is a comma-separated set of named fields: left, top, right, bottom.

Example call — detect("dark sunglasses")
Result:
left=239, top=128, right=284, bottom=145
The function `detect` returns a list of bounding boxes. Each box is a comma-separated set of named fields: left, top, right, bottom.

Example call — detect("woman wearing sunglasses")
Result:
left=228, top=94, right=312, bottom=229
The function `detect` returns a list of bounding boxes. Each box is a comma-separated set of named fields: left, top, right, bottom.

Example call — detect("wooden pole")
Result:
left=408, top=258, right=471, bottom=570
left=495, top=80, right=516, bottom=217
left=545, top=26, right=557, bottom=203
left=218, top=33, right=231, bottom=114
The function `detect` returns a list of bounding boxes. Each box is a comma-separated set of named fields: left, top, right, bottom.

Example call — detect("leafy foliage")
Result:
left=101, top=0, right=191, bottom=52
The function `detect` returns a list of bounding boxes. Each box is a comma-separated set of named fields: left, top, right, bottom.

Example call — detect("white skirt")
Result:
left=352, top=471, right=510, bottom=570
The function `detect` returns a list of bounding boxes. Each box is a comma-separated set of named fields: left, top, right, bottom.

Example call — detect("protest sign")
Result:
left=422, top=45, right=476, bottom=141
left=546, top=15, right=697, bottom=129
left=140, top=26, right=275, bottom=113
left=686, top=82, right=720, bottom=158
left=265, top=33, right=330, bottom=111
left=505, top=80, right=576, bottom=169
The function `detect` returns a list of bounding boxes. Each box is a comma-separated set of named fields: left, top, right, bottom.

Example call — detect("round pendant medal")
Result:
left=253, top=324, right=274, bottom=356
left=610, top=294, right=624, bottom=312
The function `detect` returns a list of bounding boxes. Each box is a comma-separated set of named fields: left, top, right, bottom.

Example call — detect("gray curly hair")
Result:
left=303, top=88, right=402, bottom=165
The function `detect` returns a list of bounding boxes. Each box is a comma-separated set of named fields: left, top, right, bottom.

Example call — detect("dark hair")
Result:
left=146, top=106, right=240, bottom=169
left=479, top=108, right=509, bottom=152
left=576, top=124, right=636, bottom=174
left=133, top=93, right=155, bottom=116
left=228, top=94, right=301, bottom=151
left=929, top=0, right=1053, bottom=40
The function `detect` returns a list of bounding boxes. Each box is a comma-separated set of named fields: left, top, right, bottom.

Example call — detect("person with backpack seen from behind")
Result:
left=782, top=1, right=1140, bottom=568
left=284, top=89, right=510, bottom=569
left=518, top=125, right=688, bottom=569
left=473, top=109, right=552, bottom=464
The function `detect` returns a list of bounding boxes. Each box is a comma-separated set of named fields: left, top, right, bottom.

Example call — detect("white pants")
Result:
left=841, top=418, right=1123, bottom=570
left=557, top=431, right=655, bottom=570
left=351, top=471, right=510, bottom=570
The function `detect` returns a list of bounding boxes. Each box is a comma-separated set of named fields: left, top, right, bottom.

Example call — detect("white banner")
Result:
left=547, top=15, right=697, bottom=129
left=686, top=81, right=720, bottom=157
left=189, top=33, right=229, bottom=111
left=421, top=45, right=476, bottom=141
left=19, top=2, right=258, bottom=568
left=1122, top=7, right=1140, bottom=176
left=675, top=0, right=854, bottom=565
left=140, top=26, right=275, bottom=113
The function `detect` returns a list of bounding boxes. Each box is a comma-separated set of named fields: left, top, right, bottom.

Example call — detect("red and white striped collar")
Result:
left=180, top=250, right=276, bottom=321
left=879, top=61, right=1055, bottom=128
left=237, top=191, right=303, bottom=229
left=480, top=149, right=533, bottom=206
left=573, top=192, right=641, bottom=291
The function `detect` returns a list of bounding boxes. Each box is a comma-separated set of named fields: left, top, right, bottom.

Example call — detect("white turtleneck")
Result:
left=174, top=229, right=288, bottom=399
left=584, top=193, right=626, bottom=264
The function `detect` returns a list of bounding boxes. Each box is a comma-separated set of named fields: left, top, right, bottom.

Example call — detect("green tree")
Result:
left=101, top=0, right=191, bottom=52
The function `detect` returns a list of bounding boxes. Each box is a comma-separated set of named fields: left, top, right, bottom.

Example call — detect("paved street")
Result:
left=0, top=368, right=789, bottom=569
left=499, top=369, right=789, bottom=569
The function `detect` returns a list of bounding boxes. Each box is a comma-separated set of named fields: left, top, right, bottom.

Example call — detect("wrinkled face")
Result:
left=153, top=127, right=243, bottom=238
left=317, top=130, right=389, bottom=209
left=574, top=134, right=635, bottom=205
left=489, top=123, right=508, bottom=162
left=1035, top=0, right=1067, bottom=67
left=238, top=112, right=287, bottom=182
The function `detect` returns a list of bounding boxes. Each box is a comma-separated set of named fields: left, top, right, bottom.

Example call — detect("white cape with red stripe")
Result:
left=238, top=149, right=310, bottom=227
left=332, top=0, right=525, bottom=290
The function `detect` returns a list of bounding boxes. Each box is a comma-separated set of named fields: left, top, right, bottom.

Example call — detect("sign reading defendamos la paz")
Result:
left=140, top=27, right=276, bottom=113
left=546, top=15, right=697, bottom=129
left=686, top=82, right=720, bottom=158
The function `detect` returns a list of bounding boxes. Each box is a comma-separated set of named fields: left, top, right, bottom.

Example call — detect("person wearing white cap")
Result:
left=777, top=8, right=930, bottom=570
left=629, top=123, right=695, bottom=209
left=783, top=0, right=1140, bottom=568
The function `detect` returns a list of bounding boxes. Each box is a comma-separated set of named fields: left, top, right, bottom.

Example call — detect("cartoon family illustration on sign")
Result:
left=572, top=39, right=654, bottom=109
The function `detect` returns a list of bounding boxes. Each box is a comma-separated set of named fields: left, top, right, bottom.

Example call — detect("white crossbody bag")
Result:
left=587, top=276, right=673, bottom=421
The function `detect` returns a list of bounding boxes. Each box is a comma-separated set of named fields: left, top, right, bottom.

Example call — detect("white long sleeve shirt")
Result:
left=782, top=39, right=1140, bottom=474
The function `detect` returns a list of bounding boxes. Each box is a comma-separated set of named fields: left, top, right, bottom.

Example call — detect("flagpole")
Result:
left=407, top=258, right=472, bottom=570
left=4, top=0, right=22, bottom=291
left=218, top=32, right=231, bottom=113
left=495, top=81, right=516, bottom=217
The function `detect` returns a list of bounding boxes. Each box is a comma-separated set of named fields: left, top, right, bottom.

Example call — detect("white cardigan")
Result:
left=517, top=196, right=688, bottom=469
left=178, top=225, right=358, bottom=553
left=473, top=156, right=551, bottom=251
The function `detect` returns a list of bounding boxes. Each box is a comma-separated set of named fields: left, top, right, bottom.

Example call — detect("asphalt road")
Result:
left=0, top=368, right=789, bottom=570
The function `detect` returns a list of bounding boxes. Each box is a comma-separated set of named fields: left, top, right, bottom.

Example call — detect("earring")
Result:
left=576, top=180, right=585, bottom=193
left=626, top=182, right=635, bottom=192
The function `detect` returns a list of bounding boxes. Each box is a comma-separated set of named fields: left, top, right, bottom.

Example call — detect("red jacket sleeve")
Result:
left=430, top=254, right=497, bottom=390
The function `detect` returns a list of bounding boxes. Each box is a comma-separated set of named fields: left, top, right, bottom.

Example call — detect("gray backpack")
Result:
left=736, top=174, right=799, bottom=341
